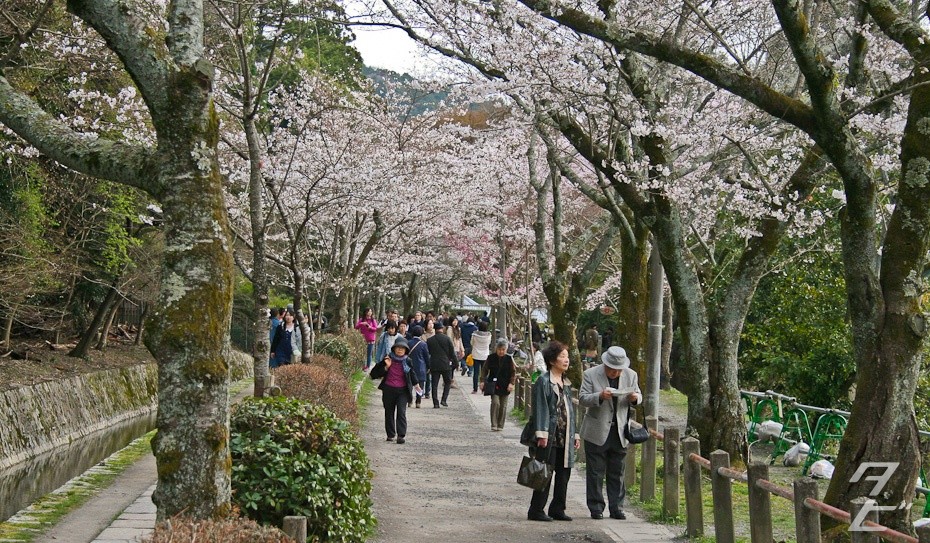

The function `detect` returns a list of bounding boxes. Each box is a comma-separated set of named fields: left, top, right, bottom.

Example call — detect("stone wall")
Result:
left=0, top=350, right=254, bottom=470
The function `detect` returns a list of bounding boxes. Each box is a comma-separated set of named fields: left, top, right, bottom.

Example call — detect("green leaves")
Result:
left=229, top=397, right=375, bottom=542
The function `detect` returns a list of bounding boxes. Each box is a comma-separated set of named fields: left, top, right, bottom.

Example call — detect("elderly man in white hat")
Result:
left=578, top=346, right=642, bottom=520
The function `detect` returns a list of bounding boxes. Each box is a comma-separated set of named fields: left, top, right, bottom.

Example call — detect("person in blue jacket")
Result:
left=459, top=317, right=478, bottom=376
left=407, top=325, right=431, bottom=408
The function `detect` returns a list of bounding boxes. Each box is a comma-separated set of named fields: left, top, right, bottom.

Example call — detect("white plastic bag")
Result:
left=756, top=420, right=783, bottom=443
left=782, top=441, right=811, bottom=467
left=809, top=459, right=834, bottom=479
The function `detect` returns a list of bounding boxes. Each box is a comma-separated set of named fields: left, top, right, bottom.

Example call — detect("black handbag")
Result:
left=520, top=417, right=535, bottom=446
left=484, top=377, right=496, bottom=396
left=624, top=406, right=650, bottom=444
left=517, top=447, right=553, bottom=491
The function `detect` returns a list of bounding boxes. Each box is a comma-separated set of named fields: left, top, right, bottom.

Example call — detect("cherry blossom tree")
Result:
left=0, top=0, right=236, bottom=520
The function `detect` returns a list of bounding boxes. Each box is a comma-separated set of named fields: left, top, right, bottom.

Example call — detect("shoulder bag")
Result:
left=624, top=405, right=650, bottom=444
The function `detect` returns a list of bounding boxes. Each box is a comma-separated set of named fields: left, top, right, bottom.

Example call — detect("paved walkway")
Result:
left=29, top=378, right=678, bottom=543
left=364, top=376, right=678, bottom=543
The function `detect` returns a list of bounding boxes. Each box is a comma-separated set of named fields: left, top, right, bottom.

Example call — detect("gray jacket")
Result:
left=578, top=365, right=642, bottom=448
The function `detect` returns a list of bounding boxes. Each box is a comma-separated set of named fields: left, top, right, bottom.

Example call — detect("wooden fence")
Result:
left=512, top=375, right=930, bottom=543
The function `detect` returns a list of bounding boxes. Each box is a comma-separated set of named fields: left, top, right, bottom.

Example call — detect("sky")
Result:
left=350, top=26, right=424, bottom=74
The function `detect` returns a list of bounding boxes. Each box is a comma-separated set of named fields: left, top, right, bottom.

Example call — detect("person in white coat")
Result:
left=578, top=346, right=642, bottom=520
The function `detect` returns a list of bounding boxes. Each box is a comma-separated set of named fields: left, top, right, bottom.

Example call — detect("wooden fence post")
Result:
left=625, top=443, right=637, bottom=488
left=917, top=524, right=930, bottom=543
left=640, top=416, right=658, bottom=501
left=523, top=379, right=533, bottom=414
left=577, top=407, right=586, bottom=463
left=682, top=438, right=703, bottom=538
left=283, top=516, right=307, bottom=542
left=515, top=377, right=523, bottom=409
left=747, top=462, right=773, bottom=543
left=710, top=450, right=735, bottom=543
left=663, top=427, right=680, bottom=518
left=849, top=497, right=878, bottom=543
left=793, top=478, right=821, bottom=543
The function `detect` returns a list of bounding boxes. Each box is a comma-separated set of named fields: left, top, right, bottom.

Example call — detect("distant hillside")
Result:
left=363, top=66, right=449, bottom=115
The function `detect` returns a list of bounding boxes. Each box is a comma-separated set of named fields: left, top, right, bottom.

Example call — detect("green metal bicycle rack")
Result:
left=802, top=408, right=848, bottom=475
left=769, top=406, right=813, bottom=465
left=742, top=390, right=781, bottom=442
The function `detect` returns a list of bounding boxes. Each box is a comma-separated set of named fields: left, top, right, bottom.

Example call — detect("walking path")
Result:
left=25, top=378, right=679, bottom=543
left=364, top=378, right=677, bottom=543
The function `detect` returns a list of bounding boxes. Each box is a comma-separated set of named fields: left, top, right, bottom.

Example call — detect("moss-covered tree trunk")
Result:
left=0, top=0, right=236, bottom=520
left=616, top=218, right=649, bottom=379
left=244, top=116, right=271, bottom=395
left=823, top=57, right=930, bottom=531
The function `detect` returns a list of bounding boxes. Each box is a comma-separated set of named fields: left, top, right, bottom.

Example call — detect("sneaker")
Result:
left=424, top=394, right=431, bottom=399
left=461, top=368, right=467, bottom=376
left=386, top=436, right=395, bottom=442
left=471, top=390, right=478, bottom=395
left=609, top=510, right=626, bottom=520
left=441, top=401, right=449, bottom=407
left=397, top=437, right=406, bottom=444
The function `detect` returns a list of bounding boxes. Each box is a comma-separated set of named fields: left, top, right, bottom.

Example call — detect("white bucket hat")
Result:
left=601, top=346, right=630, bottom=370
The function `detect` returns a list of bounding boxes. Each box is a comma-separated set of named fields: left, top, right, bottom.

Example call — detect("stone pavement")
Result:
left=33, top=377, right=678, bottom=543
left=365, top=374, right=679, bottom=543
left=89, top=485, right=156, bottom=543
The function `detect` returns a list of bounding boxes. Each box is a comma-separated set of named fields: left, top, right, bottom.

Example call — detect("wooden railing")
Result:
left=512, top=376, right=930, bottom=543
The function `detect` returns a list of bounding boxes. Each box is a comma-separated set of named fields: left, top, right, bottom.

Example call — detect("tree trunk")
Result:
left=292, top=272, right=312, bottom=363
left=95, top=296, right=121, bottom=351
left=660, top=292, right=673, bottom=390
left=244, top=112, right=270, bottom=397
left=145, top=62, right=235, bottom=520
left=616, top=219, right=650, bottom=378
left=70, top=282, right=120, bottom=358
left=134, top=302, right=148, bottom=346
left=2, top=308, right=13, bottom=348
left=823, top=74, right=930, bottom=533
left=547, top=299, right=582, bottom=384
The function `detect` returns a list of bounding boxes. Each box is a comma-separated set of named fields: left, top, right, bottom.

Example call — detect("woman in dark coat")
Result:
left=527, top=340, right=580, bottom=522
left=369, top=337, right=421, bottom=444
left=480, top=338, right=517, bottom=431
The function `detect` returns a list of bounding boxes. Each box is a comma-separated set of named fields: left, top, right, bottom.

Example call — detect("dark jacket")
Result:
left=370, top=356, right=419, bottom=403
left=460, top=321, right=478, bottom=350
left=406, top=336, right=430, bottom=382
left=532, top=372, right=578, bottom=468
left=426, top=333, right=456, bottom=372
left=480, top=352, right=516, bottom=395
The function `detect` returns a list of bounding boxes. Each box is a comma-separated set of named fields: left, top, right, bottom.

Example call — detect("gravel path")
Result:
left=362, top=377, right=678, bottom=543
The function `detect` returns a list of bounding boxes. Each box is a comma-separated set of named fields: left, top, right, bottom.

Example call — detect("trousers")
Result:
left=584, top=424, right=627, bottom=514
left=381, top=385, right=408, bottom=439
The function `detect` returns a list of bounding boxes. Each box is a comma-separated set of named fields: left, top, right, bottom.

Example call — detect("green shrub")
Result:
left=143, top=515, right=294, bottom=542
left=230, top=397, right=375, bottom=543
left=275, top=363, right=359, bottom=427
left=313, top=335, right=355, bottom=377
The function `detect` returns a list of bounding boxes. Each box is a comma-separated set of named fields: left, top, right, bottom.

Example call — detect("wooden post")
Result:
left=523, top=379, right=533, bottom=413
left=710, top=450, right=735, bottom=543
left=663, top=427, right=680, bottom=518
left=282, top=516, right=307, bottom=542
left=514, top=377, right=523, bottom=409
left=849, top=497, right=878, bottom=543
left=640, top=416, right=657, bottom=501
left=577, top=407, right=586, bottom=463
left=747, top=462, right=773, bottom=543
left=625, top=443, right=637, bottom=488
left=917, top=524, right=930, bottom=543
left=793, top=478, right=820, bottom=543
left=682, top=438, right=703, bottom=538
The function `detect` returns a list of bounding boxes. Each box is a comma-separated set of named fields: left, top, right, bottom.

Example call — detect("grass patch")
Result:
left=0, top=430, right=155, bottom=543
left=355, top=374, right=376, bottom=428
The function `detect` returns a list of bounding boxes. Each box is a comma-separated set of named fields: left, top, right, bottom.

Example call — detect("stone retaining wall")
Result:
left=0, top=350, right=254, bottom=470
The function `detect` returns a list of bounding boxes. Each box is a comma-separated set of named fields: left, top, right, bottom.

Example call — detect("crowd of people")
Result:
left=359, top=308, right=643, bottom=524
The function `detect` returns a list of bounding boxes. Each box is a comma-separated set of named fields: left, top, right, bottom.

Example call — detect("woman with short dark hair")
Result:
left=527, top=340, right=580, bottom=522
